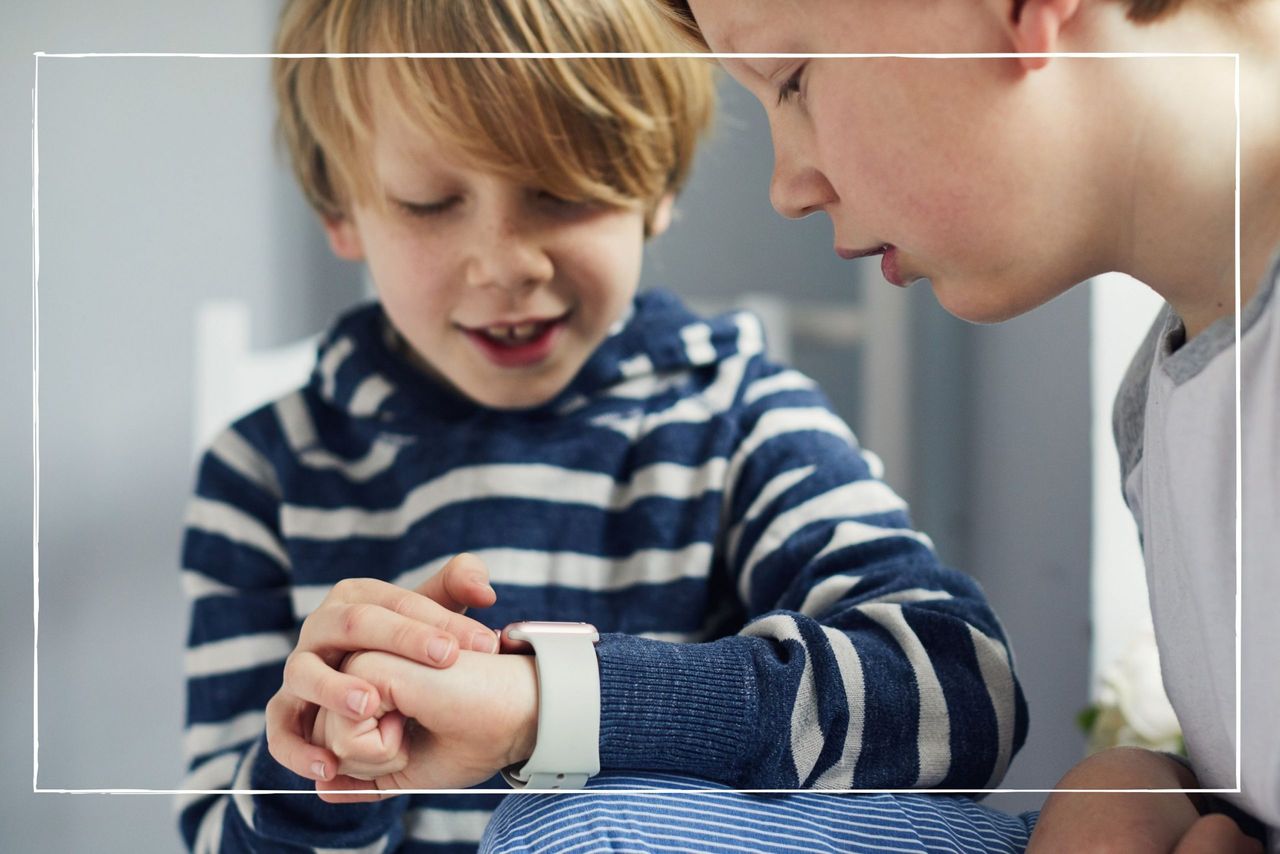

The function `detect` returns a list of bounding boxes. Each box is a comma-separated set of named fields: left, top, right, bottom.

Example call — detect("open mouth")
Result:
left=459, top=310, right=572, bottom=368
left=474, top=319, right=558, bottom=347
left=836, top=244, right=890, bottom=261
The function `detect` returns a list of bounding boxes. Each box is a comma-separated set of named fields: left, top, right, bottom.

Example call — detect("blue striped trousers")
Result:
left=481, top=773, right=1038, bottom=853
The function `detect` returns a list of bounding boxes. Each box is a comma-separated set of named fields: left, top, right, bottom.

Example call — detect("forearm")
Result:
left=709, top=388, right=1026, bottom=788
left=595, top=589, right=1023, bottom=791
left=181, top=734, right=407, bottom=853
left=182, top=436, right=406, bottom=851
left=1027, top=747, right=1204, bottom=853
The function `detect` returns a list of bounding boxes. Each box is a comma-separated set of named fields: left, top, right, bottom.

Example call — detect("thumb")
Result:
left=415, top=553, right=497, bottom=614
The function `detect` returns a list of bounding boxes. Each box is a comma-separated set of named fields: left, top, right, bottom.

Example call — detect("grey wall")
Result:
left=4, top=6, right=1088, bottom=848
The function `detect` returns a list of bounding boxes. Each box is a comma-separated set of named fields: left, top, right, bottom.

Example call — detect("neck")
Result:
left=1095, top=3, right=1280, bottom=338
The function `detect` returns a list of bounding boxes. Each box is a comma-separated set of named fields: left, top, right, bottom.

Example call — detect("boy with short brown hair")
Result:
left=652, top=0, right=1279, bottom=850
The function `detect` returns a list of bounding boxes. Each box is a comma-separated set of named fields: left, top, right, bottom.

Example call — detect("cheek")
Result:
left=562, top=221, right=645, bottom=313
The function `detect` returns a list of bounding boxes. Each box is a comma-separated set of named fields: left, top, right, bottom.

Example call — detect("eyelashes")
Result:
left=397, top=196, right=460, bottom=217
left=394, top=190, right=596, bottom=220
left=776, top=62, right=807, bottom=106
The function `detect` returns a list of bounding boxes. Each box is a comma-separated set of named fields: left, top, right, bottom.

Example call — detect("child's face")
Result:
left=688, top=0, right=1099, bottom=323
left=324, top=99, right=669, bottom=409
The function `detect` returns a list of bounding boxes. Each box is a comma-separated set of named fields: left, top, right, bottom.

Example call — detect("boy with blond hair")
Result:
left=178, top=0, right=1041, bottom=851
left=650, top=0, right=1279, bottom=850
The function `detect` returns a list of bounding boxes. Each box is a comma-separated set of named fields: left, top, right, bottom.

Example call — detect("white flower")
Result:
left=1085, top=627, right=1183, bottom=755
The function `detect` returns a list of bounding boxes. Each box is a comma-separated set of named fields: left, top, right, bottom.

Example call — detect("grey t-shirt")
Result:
left=1114, top=249, right=1279, bottom=847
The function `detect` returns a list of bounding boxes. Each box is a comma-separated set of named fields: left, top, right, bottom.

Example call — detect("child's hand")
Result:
left=313, top=648, right=539, bottom=803
left=1028, top=747, right=1260, bottom=853
left=311, top=691, right=409, bottom=782
left=265, top=554, right=501, bottom=785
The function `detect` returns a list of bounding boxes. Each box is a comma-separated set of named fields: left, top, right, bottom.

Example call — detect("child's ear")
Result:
left=321, top=213, right=365, bottom=261
left=647, top=194, right=676, bottom=238
left=1003, top=0, right=1083, bottom=71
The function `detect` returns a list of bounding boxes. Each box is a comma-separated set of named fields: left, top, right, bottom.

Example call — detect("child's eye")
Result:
left=397, top=196, right=459, bottom=217
left=776, top=63, right=807, bottom=107
left=532, top=190, right=596, bottom=216
left=536, top=190, right=577, bottom=206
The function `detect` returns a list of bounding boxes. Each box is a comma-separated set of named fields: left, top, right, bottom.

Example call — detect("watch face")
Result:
left=502, top=621, right=601, bottom=651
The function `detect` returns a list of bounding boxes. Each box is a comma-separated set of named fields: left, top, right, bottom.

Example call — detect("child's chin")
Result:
left=464, top=378, right=568, bottom=411
left=933, top=280, right=1049, bottom=326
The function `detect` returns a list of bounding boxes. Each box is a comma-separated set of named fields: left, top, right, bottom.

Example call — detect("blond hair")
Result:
left=274, top=0, right=715, bottom=231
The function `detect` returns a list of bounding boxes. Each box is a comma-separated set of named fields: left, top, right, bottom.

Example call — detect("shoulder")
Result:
left=1112, top=306, right=1170, bottom=487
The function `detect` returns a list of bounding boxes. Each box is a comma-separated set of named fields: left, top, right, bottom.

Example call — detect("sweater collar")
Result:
left=308, top=289, right=765, bottom=427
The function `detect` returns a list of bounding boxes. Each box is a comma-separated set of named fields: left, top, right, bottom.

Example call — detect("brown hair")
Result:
left=274, top=0, right=715, bottom=229
left=655, top=0, right=1233, bottom=41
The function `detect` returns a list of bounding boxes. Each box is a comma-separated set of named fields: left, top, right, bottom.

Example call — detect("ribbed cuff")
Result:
left=247, top=733, right=405, bottom=848
left=596, top=634, right=758, bottom=784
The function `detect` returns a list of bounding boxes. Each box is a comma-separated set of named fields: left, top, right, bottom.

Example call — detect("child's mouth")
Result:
left=479, top=321, right=555, bottom=345
left=462, top=313, right=569, bottom=368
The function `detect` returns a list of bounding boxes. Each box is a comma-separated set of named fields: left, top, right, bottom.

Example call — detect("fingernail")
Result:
left=311, top=761, right=328, bottom=780
left=471, top=630, right=499, bottom=654
left=346, top=690, right=369, bottom=716
left=428, top=636, right=455, bottom=664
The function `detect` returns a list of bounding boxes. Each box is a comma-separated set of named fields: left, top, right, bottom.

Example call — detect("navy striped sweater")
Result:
left=178, top=290, right=1028, bottom=852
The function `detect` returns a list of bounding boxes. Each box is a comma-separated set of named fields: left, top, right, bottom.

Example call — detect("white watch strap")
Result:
left=501, top=622, right=601, bottom=790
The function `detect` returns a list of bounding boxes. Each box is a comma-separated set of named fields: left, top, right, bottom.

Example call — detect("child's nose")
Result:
left=769, top=152, right=837, bottom=221
left=463, top=218, right=554, bottom=291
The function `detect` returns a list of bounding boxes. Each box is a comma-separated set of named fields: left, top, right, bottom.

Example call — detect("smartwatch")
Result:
left=500, top=621, right=601, bottom=789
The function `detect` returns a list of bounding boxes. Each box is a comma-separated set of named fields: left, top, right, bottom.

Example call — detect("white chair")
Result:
left=191, top=299, right=320, bottom=457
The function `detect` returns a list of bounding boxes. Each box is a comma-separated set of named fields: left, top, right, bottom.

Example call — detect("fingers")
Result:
left=414, top=553, right=498, bottom=614
left=327, top=710, right=409, bottom=780
left=1174, top=815, right=1264, bottom=854
left=324, top=577, right=499, bottom=656
left=283, top=648, right=383, bottom=722
left=264, top=690, right=338, bottom=783
left=315, top=774, right=395, bottom=804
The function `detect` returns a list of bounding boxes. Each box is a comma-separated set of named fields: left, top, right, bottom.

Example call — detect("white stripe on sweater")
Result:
left=177, top=751, right=238, bottom=809
left=191, top=797, right=226, bottom=854
left=589, top=349, right=750, bottom=438
left=181, top=569, right=239, bottom=601
left=316, top=836, right=391, bottom=854
left=183, top=710, right=266, bottom=761
left=797, top=574, right=863, bottom=618
left=347, top=374, right=395, bottom=417
left=725, top=465, right=814, bottom=567
left=185, top=497, right=290, bottom=570
left=813, top=520, right=934, bottom=563
left=404, top=808, right=492, bottom=844
left=317, top=336, right=354, bottom=403
left=230, top=739, right=258, bottom=831
left=209, top=427, right=281, bottom=499
left=969, top=624, right=1017, bottom=787
left=722, top=406, right=857, bottom=511
left=463, top=545, right=717, bottom=591
left=275, top=392, right=401, bottom=482
left=290, top=544, right=717, bottom=616
left=742, top=369, right=817, bottom=405
left=281, top=459, right=727, bottom=541
left=680, top=321, right=718, bottom=365
left=812, top=626, right=868, bottom=788
left=737, top=480, right=908, bottom=603
left=741, top=614, right=821, bottom=785
left=186, top=631, right=294, bottom=678
left=741, top=615, right=869, bottom=789
left=859, top=603, right=952, bottom=787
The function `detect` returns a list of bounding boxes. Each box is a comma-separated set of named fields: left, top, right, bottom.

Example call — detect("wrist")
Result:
left=503, top=654, right=540, bottom=769
left=499, top=621, right=601, bottom=789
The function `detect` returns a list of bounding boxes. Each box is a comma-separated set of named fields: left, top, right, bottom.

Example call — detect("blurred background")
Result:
left=3, top=2, right=1163, bottom=850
